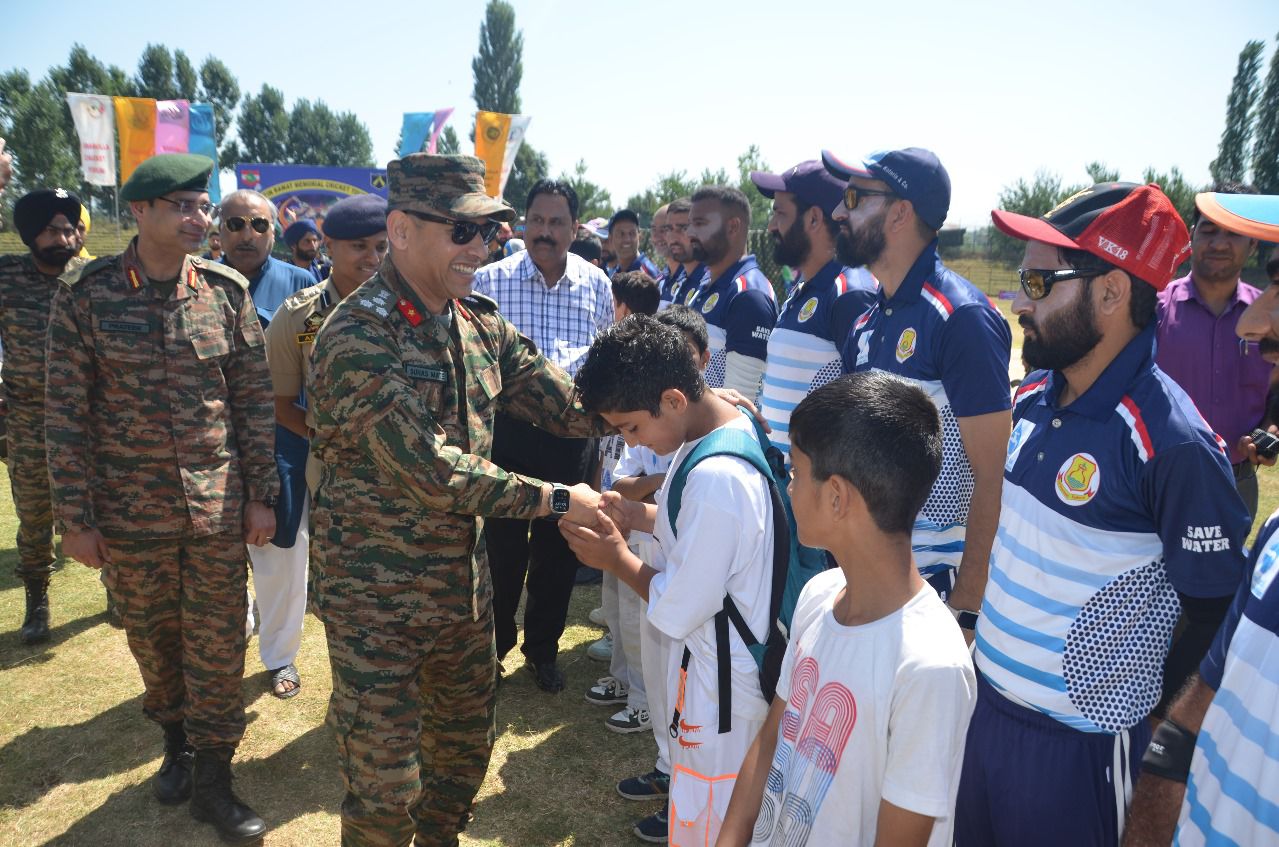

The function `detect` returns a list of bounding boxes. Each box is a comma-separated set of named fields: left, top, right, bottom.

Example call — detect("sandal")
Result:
left=269, top=664, right=301, bottom=699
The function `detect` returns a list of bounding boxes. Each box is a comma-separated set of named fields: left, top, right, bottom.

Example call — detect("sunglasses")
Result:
left=1018, top=267, right=1104, bottom=301
left=156, top=196, right=216, bottom=218
left=222, top=215, right=272, bottom=234
left=842, top=185, right=896, bottom=211
left=404, top=210, right=501, bottom=245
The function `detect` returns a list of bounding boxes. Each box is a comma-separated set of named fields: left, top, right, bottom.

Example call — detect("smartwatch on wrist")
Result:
left=550, top=483, right=571, bottom=518
left=949, top=604, right=979, bottom=631
left=260, top=494, right=279, bottom=508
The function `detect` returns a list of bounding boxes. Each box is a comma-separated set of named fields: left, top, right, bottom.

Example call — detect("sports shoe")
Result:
left=584, top=675, right=628, bottom=706
left=587, top=634, right=613, bottom=662
left=589, top=606, right=607, bottom=626
left=617, top=769, right=670, bottom=801
left=633, top=806, right=668, bottom=843
left=606, top=707, right=651, bottom=734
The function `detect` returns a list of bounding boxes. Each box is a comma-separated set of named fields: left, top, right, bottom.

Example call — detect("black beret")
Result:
left=14, top=188, right=82, bottom=247
left=120, top=153, right=214, bottom=202
left=323, top=194, right=388, bottom=240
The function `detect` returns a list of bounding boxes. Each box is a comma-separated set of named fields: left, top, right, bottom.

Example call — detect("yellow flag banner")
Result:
left=474, top=110, right=531, bottom=199
left=113, top=96, right=157, bottom=183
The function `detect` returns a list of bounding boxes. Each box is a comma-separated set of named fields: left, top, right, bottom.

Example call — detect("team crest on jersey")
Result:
left=797, top=297, right=819, bottom=323
left=684, top=288, right=699, bottom=306
left=1055, top=453, right=1100, bottom=506
left=701, top=293, right=720, bottom=314
left=895, top=328, right=917, bottom=363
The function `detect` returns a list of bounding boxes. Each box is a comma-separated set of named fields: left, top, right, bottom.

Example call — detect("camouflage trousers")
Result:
left=323, top=590, right=497, bottom=847
left=5, top=404, right=55, bottom=579
left=103, top=528, right=248, bottom=749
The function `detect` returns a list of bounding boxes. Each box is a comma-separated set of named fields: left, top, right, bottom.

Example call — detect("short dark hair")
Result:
left=1192, top=180, right=1259, bottom=226
left=794, top=197, right=840, bottom=242
left=575, top=314, right=705, bottom=415
left=610, top=208, right=640, bottom=229
left=656, top=305, right=709, bottom=355
left=691, top=185, right=750, bottom=226
left=569, top=233, right=602, bottom=263
left=1061, top=246, right=1158, bottom=330
left=667, top=198, right=692, bottom=216
left=612, top=271, right=660, bottom=316
left=1267, top=254, right=1279, bottom=279
left=526, top=179, right=580, bottom=220
left=790, top=372, right=941, bottom=535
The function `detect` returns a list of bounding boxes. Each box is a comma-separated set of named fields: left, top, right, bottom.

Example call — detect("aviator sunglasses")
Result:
left=1017, top=267, right=1106, bottom=301
left=222, top=215, right=272, bottom=234
left=404, top=210, right=501, bottom=245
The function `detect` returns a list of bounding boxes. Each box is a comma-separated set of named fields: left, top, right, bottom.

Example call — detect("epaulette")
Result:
left=347, top=281, right=396, bottom=322
left=280, top=281, right=325, bottom=311
left=61, top=255, right=115, bottom=287
left=191, top=257, right=250, bottom=290
left=0, top=254, right=25, bottom=271
left=462, top=292, right=499, bottom=312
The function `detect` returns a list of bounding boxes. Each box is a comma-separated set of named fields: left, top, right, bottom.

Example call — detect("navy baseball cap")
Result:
left=822, top=147, right=952, bottom=230
left=750, top=160, right=845, bottom=215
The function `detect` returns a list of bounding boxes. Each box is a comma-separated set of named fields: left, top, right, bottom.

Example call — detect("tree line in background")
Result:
left=2, top=5, right=1274, bottom=260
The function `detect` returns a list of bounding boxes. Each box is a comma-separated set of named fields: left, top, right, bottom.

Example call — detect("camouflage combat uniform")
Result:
left=44, top=239, right=279, bottom=749
left=0, top=253, right=82, bottom=579
left=308, top=255, right=601, bottom=847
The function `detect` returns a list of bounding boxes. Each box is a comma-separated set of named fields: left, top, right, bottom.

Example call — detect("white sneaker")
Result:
left=588, top=606, right=607, bottom=626
left=606, top=707, right=651, bottom=734
left=585, top=675, right=629, bottom=706
left=587, top=633, right=612, bottom=662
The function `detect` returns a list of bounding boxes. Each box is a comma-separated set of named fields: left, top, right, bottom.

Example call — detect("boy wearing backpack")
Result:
left=563, top=313, right=776, bottom=845
left=718, top=372, right=977, bottom=847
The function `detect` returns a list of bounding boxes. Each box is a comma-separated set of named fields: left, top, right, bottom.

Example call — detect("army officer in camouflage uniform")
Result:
left=307, top=153, right=607, bottom=847
left=45, top=153, right=278, bottom=845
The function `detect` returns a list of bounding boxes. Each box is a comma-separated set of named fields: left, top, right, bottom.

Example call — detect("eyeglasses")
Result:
left=155, top=196, right=216, bottom=218
left=843, top=185, right=896, bottom=211
left=222, top=215, right=272, bottom=234
left=1017, top=267, right=1104, bottom=301
left=403, top=210, right=501, bottom=245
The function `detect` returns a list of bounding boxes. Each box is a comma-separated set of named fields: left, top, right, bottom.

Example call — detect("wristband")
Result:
left=1141, top=719, right=1198, bottom=783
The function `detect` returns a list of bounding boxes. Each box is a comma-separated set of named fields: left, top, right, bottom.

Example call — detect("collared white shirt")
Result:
left=472, top=249, right=614, bottom=375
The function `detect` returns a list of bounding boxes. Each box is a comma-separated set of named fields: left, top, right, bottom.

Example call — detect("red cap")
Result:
left=991, top=183, right=1191, bottom=291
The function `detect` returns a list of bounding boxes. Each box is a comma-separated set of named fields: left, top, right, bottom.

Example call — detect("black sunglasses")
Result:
left=404, top=210, right=501, bottom=245
left=222, top=215, right=272, bottom=234
left=1018, top=268, right=1104, bottom=301
left=842, top=185, right=896, bottom=211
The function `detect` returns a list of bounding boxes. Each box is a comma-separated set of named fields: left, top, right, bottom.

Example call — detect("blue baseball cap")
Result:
left=822, top=147, right=951, bottom=230
left=749, top=160, right=845, bottom=215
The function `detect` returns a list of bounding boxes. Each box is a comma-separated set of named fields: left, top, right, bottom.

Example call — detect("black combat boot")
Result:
left=190, top=747, right=266, bottom=844
left=153, top=721, right=194, bottom=804
left=19, top=579, right=49, bottom=644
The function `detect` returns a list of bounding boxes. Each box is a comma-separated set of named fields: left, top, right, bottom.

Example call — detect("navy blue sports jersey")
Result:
left=688, top=255, right=777, bottom=389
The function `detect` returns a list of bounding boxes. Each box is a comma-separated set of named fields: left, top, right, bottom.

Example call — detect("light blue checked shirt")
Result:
left=472, top=249, right=614, bottom=376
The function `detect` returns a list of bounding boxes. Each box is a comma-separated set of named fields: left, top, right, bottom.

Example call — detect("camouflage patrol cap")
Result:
left=120, top=153, right=214, bottom=202
left=387, top=153, right=516, bottom=223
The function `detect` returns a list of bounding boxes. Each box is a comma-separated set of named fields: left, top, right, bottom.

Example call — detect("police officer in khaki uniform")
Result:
left=0, top=188, right=84, bottom=643
left=45, top=153, right=278, bottom=844
left=307, top=154, right=608, bottom=847
left=255, top=193, right=389, bottom=699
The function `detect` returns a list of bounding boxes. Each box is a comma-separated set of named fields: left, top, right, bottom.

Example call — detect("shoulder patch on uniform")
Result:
left=60, top=254, right=115, bottom=286
left=197, top=260, right=251, bottom=289
left=462, top=292, right=499, bottom=311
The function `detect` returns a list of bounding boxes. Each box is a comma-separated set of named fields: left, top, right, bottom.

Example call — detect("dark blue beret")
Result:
left=283, top=218, right=321, bottom=247
left=322, top=194, right=388, bottom=240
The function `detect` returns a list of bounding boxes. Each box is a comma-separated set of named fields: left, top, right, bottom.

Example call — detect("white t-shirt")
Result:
left=615, top=442, right=674, bottom=567
left=750, top=570, right=977, bottom=847
left=649, top=412, right=774, bottom=723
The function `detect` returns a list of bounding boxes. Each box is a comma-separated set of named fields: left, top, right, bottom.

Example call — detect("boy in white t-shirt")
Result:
left=562, top=313, right=774, bottom=846
left=719, top=372, right=977, bottom=847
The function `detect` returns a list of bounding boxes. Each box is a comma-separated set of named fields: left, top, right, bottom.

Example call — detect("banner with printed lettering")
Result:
left=427, top=107, right=454, bottom=154
left=188, top=104, right=220, bottom=203
left=64, top=93, right=116, bottom=186
left=399, top=112, right=435, bottom=157
left=474, top=110, right=531, bottom=198
left=235, top=163, right=387, bottom=230
left=113, top=96, right=157, bottom=183
left=155, top=100, right=190, bottom=155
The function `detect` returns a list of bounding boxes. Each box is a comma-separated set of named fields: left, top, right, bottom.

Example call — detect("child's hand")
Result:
left=560, top=509, right=629, bottom=571
left=600, top=491, right=642, bottom=536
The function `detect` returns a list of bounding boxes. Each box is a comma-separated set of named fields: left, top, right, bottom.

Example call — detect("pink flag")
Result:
left=155, top=100, right=191, bottom=154
left=427, top=107, right=455, bottom=154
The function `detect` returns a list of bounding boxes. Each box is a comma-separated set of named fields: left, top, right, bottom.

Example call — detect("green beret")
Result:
left=120, top=153, right=215, bottom=202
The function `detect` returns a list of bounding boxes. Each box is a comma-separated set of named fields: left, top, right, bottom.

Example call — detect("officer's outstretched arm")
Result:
left=490, top=316, right=606, bottom=440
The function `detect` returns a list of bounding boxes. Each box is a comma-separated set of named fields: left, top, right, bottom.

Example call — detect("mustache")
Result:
left=533, top=236, right=555, bottom=246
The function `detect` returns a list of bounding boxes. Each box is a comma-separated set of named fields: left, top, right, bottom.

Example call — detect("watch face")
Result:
left=552, top=488, right=571, bottom=513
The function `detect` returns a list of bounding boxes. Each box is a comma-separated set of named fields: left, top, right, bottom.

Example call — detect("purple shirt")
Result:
left=1156, top=274, right=1273, bottom=464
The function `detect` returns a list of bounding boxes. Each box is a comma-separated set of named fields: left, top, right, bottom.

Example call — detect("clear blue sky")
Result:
left=4, top=0, right=1276, bottom=226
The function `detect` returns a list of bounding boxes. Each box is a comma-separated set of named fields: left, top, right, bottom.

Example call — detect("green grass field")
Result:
left=0, top=263, right=1274, bottom=845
